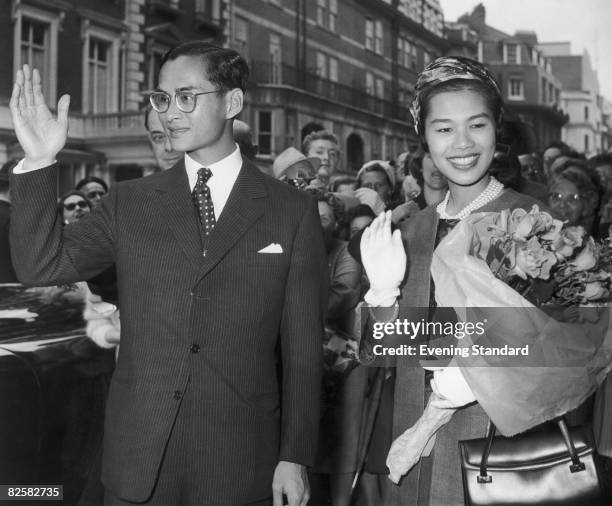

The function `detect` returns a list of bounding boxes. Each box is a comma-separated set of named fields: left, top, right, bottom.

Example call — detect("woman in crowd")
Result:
left=59, top=190, right=92, bottom=224
left=547, top=160, right=602, bottom=236
left=358, top=56, right=610, bottom=505
left=75, top=176, right=108, bottom=209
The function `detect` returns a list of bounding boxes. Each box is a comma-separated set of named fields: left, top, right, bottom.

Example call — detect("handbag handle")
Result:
left=477, top=418, right=586, bottom=484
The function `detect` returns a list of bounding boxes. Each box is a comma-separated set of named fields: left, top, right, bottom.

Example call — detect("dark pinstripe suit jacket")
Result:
left=10, top=159, right=327, bottom=504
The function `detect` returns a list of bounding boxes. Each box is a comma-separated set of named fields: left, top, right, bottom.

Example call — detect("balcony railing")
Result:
left=66, top=111, right=145, bottom=140
left=249, top=61, right=412, bottom=123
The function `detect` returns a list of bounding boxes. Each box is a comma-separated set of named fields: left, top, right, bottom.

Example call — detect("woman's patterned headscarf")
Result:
left=410, top=56, right=502, bottom=134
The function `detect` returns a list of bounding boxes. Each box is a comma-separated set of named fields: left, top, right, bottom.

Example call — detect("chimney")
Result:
left=470, top=3, right=486, bottom=29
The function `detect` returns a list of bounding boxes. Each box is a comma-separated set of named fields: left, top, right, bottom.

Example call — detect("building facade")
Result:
left=540, top=42, right=606, bottom=156
left=455, top=4, right=567, bottom=153
left=0, top=0, right=226, bottom=193
left=229, top=0, right=447, bottom=172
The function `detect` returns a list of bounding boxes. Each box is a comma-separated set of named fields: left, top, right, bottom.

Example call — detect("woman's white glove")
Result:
left=361, top=211, right=406, bottom=303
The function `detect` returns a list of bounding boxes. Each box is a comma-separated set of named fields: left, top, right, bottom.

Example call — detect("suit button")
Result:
left=202, top=249, right=207, bottom=257
left=190, top=343, right=200, bottom=354
left=173, top=390, right=182, bottom=400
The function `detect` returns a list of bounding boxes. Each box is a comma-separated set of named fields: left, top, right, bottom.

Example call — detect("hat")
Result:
left=357, top=160, right=396, bottom=188
left=272, top=147, right=321, bottom=179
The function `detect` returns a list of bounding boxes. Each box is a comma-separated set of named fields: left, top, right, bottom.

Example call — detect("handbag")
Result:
left=459, top=418, right=605, bottom=505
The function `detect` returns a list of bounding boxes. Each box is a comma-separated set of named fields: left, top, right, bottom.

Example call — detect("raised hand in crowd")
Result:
left=9, top=64, right=70, bottom=170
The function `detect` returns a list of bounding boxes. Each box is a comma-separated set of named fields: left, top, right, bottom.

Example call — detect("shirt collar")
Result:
left=184, top=145, right=243, bottom=190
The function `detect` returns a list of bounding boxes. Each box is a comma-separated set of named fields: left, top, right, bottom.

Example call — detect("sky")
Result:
left=438, top=0, right=612, bottom=101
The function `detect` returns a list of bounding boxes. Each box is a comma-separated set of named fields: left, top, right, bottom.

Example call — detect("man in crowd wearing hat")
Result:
left=273, top=147, right=321, bottom=189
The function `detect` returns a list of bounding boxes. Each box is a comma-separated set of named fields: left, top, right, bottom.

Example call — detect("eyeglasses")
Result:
left=548, top=192, right=582, bottom=204
left=64, top=201, right=89, bottom=211
left=86, top=190, right=106, bottom=199
left=149, top=89, right=220, bottom=113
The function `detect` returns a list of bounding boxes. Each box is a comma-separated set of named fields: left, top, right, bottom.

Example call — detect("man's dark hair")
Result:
left=75, top=176, right=108, bottom=193
left=161, top=41, right=249, bottom=93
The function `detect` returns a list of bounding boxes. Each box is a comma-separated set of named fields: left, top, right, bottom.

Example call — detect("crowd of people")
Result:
left=2, top=42, right=612, bottom=506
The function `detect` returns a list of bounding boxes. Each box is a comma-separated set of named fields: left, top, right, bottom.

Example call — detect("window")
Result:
left=584, top=134, right=589, bottom=152
left=234, top=16, right=249, bottom=52
left=365, top=72, right=374, bottom=95
left=541, top=77, right=547, bottom=103
left=317, top=0, right=325, bottom=25
left=257, top=111, right=273, bottom=156
left=585, top=106, right=589, bottom=121
left=375, top=78, right=384, bottom=99
left=147, top=45, right=168, bottom=91
left=328, top=57, right=338, bottom=83
left=13, top=6, right=60, bottom=104
left=329, top=0, right=337, bottom=32
left=269, top=34, right=282, bottom=84
left=504, top=43, right=521, bottom=64
left=423, top=50, right=431, bottom=68
left=548, top=83, right=554, bottom=104
left=508, top=78, right=524, bottom=100
left=477, top=40, right=483, bottom=63
left=195, top=0, right=221, bottom=22
left=397, top=37, right=413, bottom=68
left=316, top=51, right=327, bottom=79
left=317, top=0, right=337, bottom=32
left=82, top=23, right=123, bottom=114
left=374, top=21, right=383, bottom=55
left=365, top=18, right=374, bottom=50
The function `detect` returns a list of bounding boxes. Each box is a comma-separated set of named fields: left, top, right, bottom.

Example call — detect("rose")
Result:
left=550, top=226, right=586, bottom=259
left=580, top=281, right=609, bottom=301
left=571, top=238, right=598, bottom=271
left=511, top=236, right=558, bottom=280
left=509, top=207, right=561, bottom=242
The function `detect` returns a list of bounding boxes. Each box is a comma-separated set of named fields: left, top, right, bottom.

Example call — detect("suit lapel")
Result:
left=195, top=161, right=267, bottom=282
left=153, top=161, right=203, bottom=271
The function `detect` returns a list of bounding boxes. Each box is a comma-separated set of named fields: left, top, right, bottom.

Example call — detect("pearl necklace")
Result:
left=436, top=176, right=504, bottom=220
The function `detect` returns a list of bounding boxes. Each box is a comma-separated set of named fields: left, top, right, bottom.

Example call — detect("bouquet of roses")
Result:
left=429, top=208, right=612, bottom=436
left=480, top=206, right=612, bottom=306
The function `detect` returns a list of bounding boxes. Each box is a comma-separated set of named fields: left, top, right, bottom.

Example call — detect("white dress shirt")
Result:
left=184, top=145, right=243, bottom=220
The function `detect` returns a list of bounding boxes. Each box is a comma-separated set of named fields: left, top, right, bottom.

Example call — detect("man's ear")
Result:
left=225, top=89, right=244, bottom=119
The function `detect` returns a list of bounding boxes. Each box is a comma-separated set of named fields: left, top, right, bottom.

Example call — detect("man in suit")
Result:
left=9, top=42, right=326, bottom=506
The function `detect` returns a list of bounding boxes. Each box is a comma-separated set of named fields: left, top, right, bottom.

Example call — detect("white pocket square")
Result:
left=258, top=243, right=283, bottom=254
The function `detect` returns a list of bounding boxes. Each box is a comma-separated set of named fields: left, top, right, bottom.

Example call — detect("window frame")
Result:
left=13, top=4, right=60, bottom=105
left=508, top=78, right=525, bottom=100
left=82, top=23, right=123, bottom=114
left=256, top=110, right=274, bottom=157
left=365, top=18, right=374, bottom=51
left=374, top=20, right=383, bottom=55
